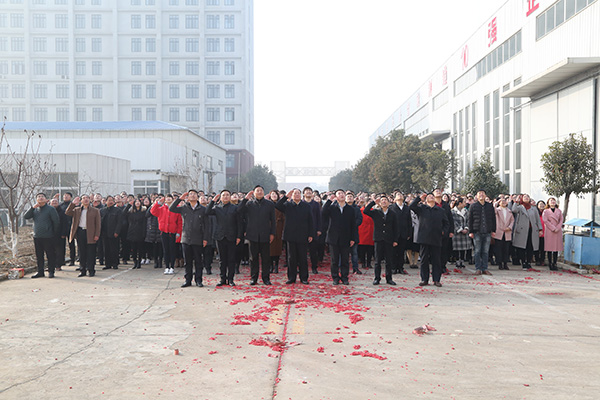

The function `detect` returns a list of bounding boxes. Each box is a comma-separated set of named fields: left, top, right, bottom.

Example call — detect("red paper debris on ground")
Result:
left=412, top=324, right=436, bottom=336
left=316, top=347, right=325, bottom=353
left=208, top=351, right=218, bottom=355
left=347, top=313, right=364, bottom=324
left=332, top=338, right=343, bottom=343
left=354, top=345, right=361, bottom=350
left=249, top=337, right=287, bottom=352
left=350, top=350, right=387, bottom=360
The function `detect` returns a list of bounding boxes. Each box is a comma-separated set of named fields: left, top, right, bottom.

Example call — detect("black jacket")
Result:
left=390, top=202, right=412, bottom=240
left=437, top=200, right=454, bottom=238
left=145, top=208, right=161, bottom=243
left=275, top=196, right=315, bottom=243
left=100, top=205, right=123, bottom=237
left=322, top=200, right=357, bottom=247
left=409, top=197, right=449, bottom=247
left=125, top=205, right=147, bottom=242
left=206, top=200, right=243, bottom=242
left=239, top=197, right=276, bottom=243
left=58, top=200, right=73, bottom=237
left=364, top=201, right=397, bottom=244
left=169, top=199, right=209, bottom=246
left=468, top=201, right=497, bottom=234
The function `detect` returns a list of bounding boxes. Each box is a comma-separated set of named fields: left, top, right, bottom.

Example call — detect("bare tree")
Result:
left=0, top=118, right=55, bottom=258
left=171, top=155, right=205, bottom=193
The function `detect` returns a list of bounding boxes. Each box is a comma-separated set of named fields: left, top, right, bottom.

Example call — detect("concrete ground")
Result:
left=1, top=261, right=599, bottom=400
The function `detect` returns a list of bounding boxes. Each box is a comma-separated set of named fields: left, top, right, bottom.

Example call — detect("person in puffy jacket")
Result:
left=151, top=194, right=182, bottom=275
left=124, top=198, right=147, bottom=270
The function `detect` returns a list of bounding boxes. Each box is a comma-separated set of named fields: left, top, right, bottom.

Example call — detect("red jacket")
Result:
left=358, top=207, right=374, bottom=246
left=150, top=202, right=182, bottom=235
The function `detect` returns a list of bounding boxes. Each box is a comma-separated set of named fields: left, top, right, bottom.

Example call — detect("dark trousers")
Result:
left=120, top=236, right=131, bottom=261
left=76, top=228, right=96, bottom=274
left=34, top=237, right=56, bottom=275
left=308, top=239, right=319, bottom=269
left=56, top=236, right=67, bottom=266
left=420, top=244, right=442, bottom=283
left=517, top=227, right=534, bottom=266
left=287, top=241, right=308, bottom=282
left=374, top=241, right=395, bottom=281
left=103, top=235, right=120, bottom=268
left=536, top=237, right=546, bottom=264
left=217, top=239, right=236, bottom=283
left=330, top=243, right=350, bottom=283
left=96, top=235, right=104, bottom=263
left=249, top=240, right=271, bottom=283
left=68, top=239, right=76, bottom=263
left=317, top=236, right=326, bottom=262
left=161, top=233, right=177, bottom=268
left=358, top=244, right=374, bottom=267
left=182, top=243, right=203, bottom=284
left=203, top=245, right=214, bottom=272
left=393, top=238, right=408, bottom=272
left=441, top=236, right=451, bottom=268
left=130, top=241, right=144, bottom=262
left=495, top=235, right=510, bottom=266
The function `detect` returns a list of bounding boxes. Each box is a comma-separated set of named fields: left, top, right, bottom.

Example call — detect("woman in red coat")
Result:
left=358, top=198, right=374, bottom=269
left=542, top=197, right=564, bottom=271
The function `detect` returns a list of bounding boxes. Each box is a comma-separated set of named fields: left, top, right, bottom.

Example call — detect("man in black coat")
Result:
left=171, top=190, right=209, bottom=287
left=57, top=192, right=75, bottom=266
left=364, top=194, right=397, bottom=286
left=410, top=192, right=450, bottom=287
left=276, top=188, right=314, bottom=284
left=207, top=190, right=243, bottom=286
left=322, top=189, right=357, bottom=285
left=390, top=192, right=411, bottom=275
left=303, top=187, right=322, bottom=274
left=434, top=189, right=454, bottom=273
left=345, top=192, right=363, bottom=275
left=100, top=195, right=123, bottom=270
left=239, top=185, right=276, bottom=285
left=468, top=190, right=497, bottom=275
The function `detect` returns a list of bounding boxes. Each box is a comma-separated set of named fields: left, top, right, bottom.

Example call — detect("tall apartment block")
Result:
left=0, top=0, right=254, bottom=182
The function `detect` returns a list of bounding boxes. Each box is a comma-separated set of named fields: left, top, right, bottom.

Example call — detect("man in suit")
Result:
left=410, top=192, right=449, bottom=287
left=207, top=190, right=243, bottom=286
left=433, top=188, right=454, bottom=273
left=66, top=194, right=101, bottom=277
left=322, top=189, right=357, bottom=285
left=390, top=192, right=412, bottom=275
left=364, top=193, right=397, bottom=285
left=170, top=190, right=209, bottom=287
left=276, top=188, right=314, bottom=284
left=24, top=193, right=60, bottom=279
left=239, top=185, right=276, bottom=285
left=303, top=187, right=322, bottom=274
left=345, top=191, right=363, bottom=275
left=100, top=195, right=123, bottom=270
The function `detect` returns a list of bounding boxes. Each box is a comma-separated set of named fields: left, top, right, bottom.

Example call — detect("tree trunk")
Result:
left=562, top=192, right=571, bottom=222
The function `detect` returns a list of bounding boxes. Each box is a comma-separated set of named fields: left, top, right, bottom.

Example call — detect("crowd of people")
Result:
left=24, top=185, right=564, bottom=288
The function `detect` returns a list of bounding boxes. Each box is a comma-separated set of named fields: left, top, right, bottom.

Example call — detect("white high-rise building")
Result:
left=0, top=0, right=254, bottom=182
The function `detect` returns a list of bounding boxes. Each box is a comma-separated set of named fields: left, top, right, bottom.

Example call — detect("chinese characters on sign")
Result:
left=442, top=66, right=448, bottom=85
left=488, top=17, right=498, bottom=47
left=526, top=0, right=540, bottom=17
left=428, top=80, right=433, bottom=98
left=461, top=46, right=469, bottom=70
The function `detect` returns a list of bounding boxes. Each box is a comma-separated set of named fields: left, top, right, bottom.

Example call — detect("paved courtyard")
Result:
left=1, top=262, right=599, bottom=400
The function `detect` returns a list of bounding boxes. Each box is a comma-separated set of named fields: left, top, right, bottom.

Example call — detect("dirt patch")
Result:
left=0, top=226, right=37, bottom=280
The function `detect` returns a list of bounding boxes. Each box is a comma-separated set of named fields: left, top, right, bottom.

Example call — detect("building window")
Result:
left=146, top=0, right=155, bottom=4
left=75, top=38, right=86, bottom=52
left=146, top=84, right=156, bottom=98
left=169, top=15, right=179, bottom=29
left=224, top=15, right=234, bottom=29
left=0, top=85, right=7, bottom=98
left=56, top=61, right=69, bottom=76
left=224, top=38, right=235, bottom=52
left=11, top=61, right=25, bottom=75
left=207, top=84, right=220, bottom=98
left=484, top=94, right=490, bottom=149
left=131, top=107, right=142, bottom=121
left=33, top=61, right=47, bottom=75
left=225, top=131, right=235, bottom=145
left=146, top=61, right=156, bottom=75
left=91, top=38, right=102, bottom=52
left=92, top=84, right=102, bottom=99
left=185, top=0, right=199, bottom=5
left=224, top=84, right=235, bottom=98
left=76, top=107, right=86, bottom=121
left=207, top=131, right=220, bottom=144
left=169, top=38, right=179, bottom=52
left=206, top=107, right=220, bottom=121
left=12, top=108, right=26, bottom=122
left=0, top=62, right=8, bottom=75
left=131, top=84, right=142, bottom=98
left=145, top=38, right=156, bottom=52
left=207, top=61, right=220, bottom=75
left=76, top=61, right=86, bottom=75
left=206, top=38, right=220, bottom=52
left=131, top=0, right=141, bottom=4
left=56, top=84, right=69, bottom=99
left=0, top=38, right=6, bottom=52
left=169, top=0, right=179, bottom=4
left=186, top=61, right=199, bottom=75
left=169, top=61, right=179, bottom=75
left=536, top=0, right=597, bottom=40
left=92, top=107, right=102, bottom=121
left=92, top=61, right=102, bottom=75
left=131, top=61, right=142, bottom=75
left=33, top=37, right=47, bottom=52
left=145, top=15, right=156, bottom=29
left=131, top=15, right=141, bottom=29
left=186, top=38, right=199, bottom=52
left=224, top=61, right=235, bottom=75
left=32, top=14, right=47, bottom=28
left=185, top=15, right=199, bottom=29
left=55, top=38, right=69, bottom=52
left=226, top=154, right=235, bottom=168
left=55, top=14, right=68, bottom=28
left=169, top=107, right=180, bottom=122
left=34, top=107, right=48, bottom=122
left=11, top=13, right=24, bottom=28
left=33, top=84, right=48, bottom=99
left=56, top=108, right=69, bottom=121
left=11, top=37, right=24, bottom=51
left=186, top=84, right=199, bottom=99
left=169, top=84, right=180, bottom=98
left=206, top=15, right=220, bottom=29
left=224, top=0, right=234, bottom=5
left=207, top=0, right=219, bottom=5
left=186, top=107, right=199, bottom=122
left=493, top=89, right=500, bottom=147
left=91, top=14, right=101, bottom=29
left=146, top=107, right=156, bottom=120
left=91, top=0, right=102, bottom=4
left=132, top=38, right=142, bottom=52
left=224, top=107, right=234, bottom=121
